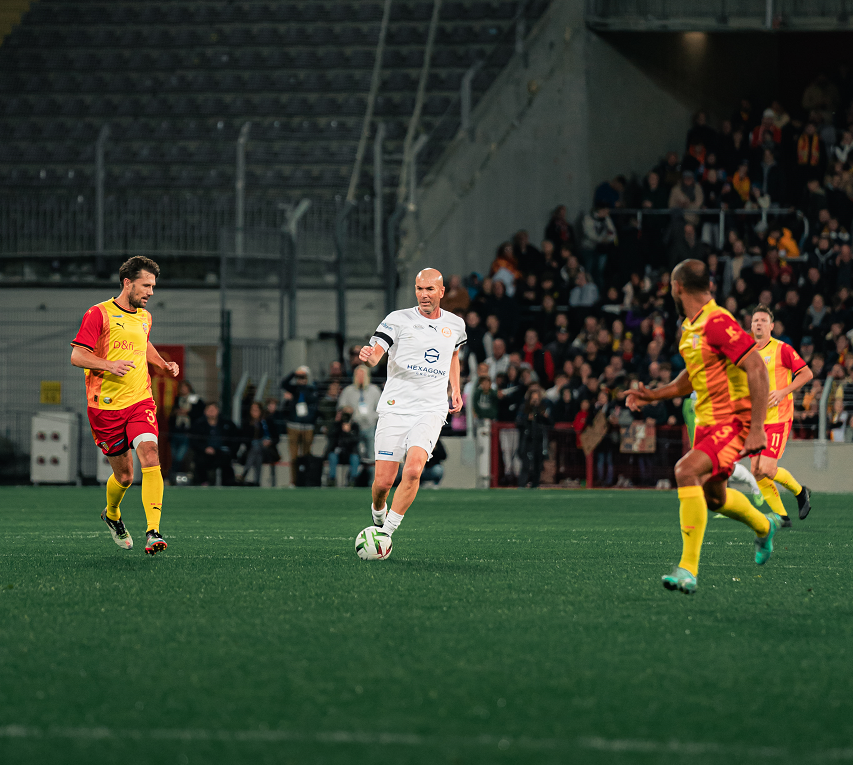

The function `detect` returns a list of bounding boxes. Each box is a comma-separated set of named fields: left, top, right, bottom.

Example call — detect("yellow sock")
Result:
left=758, top=477, right=787, bottom=517
left=141, top=466, right=164, bottom=532
left=105, top=474, right=131, bottom=521
left=718, top=488, right=770, bottom=536
left=773, top=467, right=802, bottom=496
left=677, top=485, right=707, bottom=577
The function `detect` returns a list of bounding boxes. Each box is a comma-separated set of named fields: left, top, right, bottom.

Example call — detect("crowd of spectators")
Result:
left=447, top=78, right=853, bottom=486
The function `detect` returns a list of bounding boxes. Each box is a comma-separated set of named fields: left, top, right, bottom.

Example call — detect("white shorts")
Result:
left=374, top=411, right=446, bottom=463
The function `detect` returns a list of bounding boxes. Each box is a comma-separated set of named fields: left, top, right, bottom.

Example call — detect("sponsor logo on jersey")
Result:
left=387, top=399, right=395, bottom=405
left=115, top=322, right=125, bottom=329
left=424, top=348, right=439, bottom=363
left=103, top=397, right=112, bottom=404
left=381, top=322, right=392, bottom=329
left=413, top=324, right=424, bottom=330
left=406, top=364, right=447, bottom=375
left=379, top=450, right=394, bottom=456
left=428, top=325, right=437, bottom=332
left=441, top=327, right=452, bottom=337
left=99, top=441, right=108, bottom=450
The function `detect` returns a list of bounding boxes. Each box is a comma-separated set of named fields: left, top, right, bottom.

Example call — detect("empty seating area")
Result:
left=0, top=0, right=549, bottom=197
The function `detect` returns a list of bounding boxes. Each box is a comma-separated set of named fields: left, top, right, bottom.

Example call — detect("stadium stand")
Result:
left=0, top=0, right=548, bottom=197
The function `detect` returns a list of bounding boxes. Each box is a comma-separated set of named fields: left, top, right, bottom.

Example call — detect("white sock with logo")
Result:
left=383, top=510, right=405, bottom=535
left=371, top=503, right=387, bottom=527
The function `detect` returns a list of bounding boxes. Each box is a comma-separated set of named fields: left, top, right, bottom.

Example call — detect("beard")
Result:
left=673, top=292, right=685, bottom=318
left=128, top=289, right=147, bottom=309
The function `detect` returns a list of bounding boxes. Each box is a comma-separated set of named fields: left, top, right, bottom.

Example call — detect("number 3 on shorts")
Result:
left=146, top=409, right=156, bottom=426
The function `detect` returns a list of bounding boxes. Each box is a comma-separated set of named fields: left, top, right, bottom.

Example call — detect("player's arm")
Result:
left=147, top=343, right=179, bottom=377
left=70, top=345, right=135, bottom=377
left=738, top=349, right=769, bottom=456
left=358, top=343, right=386, bottom=368
left=449, top=349, right=463, bottom=413
left=623, top=370, right=692, bottom=412
left=769, top=350, right=813, bottom=408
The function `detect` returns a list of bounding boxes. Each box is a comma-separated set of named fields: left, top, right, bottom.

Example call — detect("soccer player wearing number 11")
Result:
left=625, top=260, right=781, bottom=595
left=359, top=268, right=466, bottom=538
left=70, top=256, right=178, bottom=555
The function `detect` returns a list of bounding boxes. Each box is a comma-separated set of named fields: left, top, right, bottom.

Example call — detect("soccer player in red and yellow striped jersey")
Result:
left=750, top=305, right=813, bottom=525
left=625, top=260, right=781, bottom=594
left=70, top=256, right=178, bottom=555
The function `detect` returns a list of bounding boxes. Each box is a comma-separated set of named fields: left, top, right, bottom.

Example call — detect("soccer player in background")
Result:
left=70, top=256, right=178, bottom=555
left=626, top=260, right=780, bottom=595
left=750, top=305, right=813, bottom=525
left=358, top=268, right=466, bottom=538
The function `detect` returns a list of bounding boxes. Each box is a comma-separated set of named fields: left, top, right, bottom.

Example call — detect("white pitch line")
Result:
left=0, top=725, right=847, bottom=759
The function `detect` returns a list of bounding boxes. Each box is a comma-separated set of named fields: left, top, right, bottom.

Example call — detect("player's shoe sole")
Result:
left=662, top=566, right=696, bottom=595
left=144, top=531, right=167, bottom=556
left=101, top=509, right=133, bottom=550
left=754, top=513, right=781, bottom=565
left=796, top=486, right=811, bottom=520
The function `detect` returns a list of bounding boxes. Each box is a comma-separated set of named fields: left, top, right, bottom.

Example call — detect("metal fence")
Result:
left=0, top=192, right=378, bottom=287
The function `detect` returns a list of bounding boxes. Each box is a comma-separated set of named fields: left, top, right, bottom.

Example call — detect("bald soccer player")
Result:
left=359, top=268, right=466, bottom=538
left=626, top=259, right=780, bottom=594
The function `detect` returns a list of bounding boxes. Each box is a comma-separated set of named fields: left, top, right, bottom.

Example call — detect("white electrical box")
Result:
left=31, top=411, right=80, bottom=484
left=96, top=446, right=142, bottom=485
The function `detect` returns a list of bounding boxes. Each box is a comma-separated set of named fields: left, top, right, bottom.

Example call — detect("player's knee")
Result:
left=115, top=468, right=133, bottom=485
left=705, top=494, right=724, bottom=512
left=373, top=474, right=395, bottom=493
left=401, top=464, right=423, bottom=484
left=673, top=460, right=696, bottom=486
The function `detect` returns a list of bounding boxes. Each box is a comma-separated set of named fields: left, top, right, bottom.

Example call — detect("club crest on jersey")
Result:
left=441, top=327, right=452, bottom=337
left=764, top=356, right=771, bottom=364
left=691, top=336, right=699, bottom=349
left=424, top=348, right=440, bottom=363
left=142, top=323, right=148, bottom=332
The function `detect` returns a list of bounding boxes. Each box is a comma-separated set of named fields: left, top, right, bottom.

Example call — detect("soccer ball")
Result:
left=355, top=526, right=393, bottom=561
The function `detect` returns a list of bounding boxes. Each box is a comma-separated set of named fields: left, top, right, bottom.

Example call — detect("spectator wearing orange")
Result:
left=749, top=108, right=782, bottom=149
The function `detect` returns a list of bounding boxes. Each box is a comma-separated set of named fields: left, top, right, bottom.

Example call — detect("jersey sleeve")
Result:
left=705, top=311, right=755, bottom=365
left=455, top=323, right=467, bottom=349
left=780, top=342, right=807, bottom=374
left=71, top=306, right=104, bottom=351
left=371, top=315, right=398, bottom=352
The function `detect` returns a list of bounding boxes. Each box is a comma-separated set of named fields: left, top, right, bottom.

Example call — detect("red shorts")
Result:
left=762, top=420, right=792, bottom=460
left=693, top=418, right=748, bottom=480
left=87, top=398, right=158, bottom=456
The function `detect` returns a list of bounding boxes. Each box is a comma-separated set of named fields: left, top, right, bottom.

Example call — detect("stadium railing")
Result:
left=488, top=421, right=687, bottom=488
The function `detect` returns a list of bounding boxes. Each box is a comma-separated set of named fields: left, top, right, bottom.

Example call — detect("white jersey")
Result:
left=371, top=307, right=467, bottom=416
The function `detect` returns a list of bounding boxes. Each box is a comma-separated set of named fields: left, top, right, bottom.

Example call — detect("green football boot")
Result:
left=754, top=512, right=782, bottom=565
left=662, top=566, right=697, bottom=595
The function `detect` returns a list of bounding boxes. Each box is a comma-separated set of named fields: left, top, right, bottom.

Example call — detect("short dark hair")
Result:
left=753, top=303, right=774, bottom=321
left=119, top=256, right=160, bottom=286
left=672, top=259, right=710, bottom=294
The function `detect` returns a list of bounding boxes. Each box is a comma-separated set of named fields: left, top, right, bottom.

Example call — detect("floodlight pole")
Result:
left=235, top=121, right=251, bottom=263
left=373, top=122, right=386, bottom=272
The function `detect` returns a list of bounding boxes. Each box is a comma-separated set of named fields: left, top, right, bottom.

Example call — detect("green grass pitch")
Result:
left=1, top=486, right=852, bottom=765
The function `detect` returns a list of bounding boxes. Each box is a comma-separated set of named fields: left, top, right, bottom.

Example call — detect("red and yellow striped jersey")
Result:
left=71, top=299, right=153, bottom=410
left=757, top=336, right=807, bottom=424
left=679, top=299, right=756, bottom=428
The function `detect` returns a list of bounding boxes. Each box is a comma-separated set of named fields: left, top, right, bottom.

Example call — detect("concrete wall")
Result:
left=399, top=3, right=801, bottom=289
left=778, top=442, right=853, bottom=494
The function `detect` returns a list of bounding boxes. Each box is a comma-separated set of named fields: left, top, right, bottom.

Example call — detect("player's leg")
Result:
left=371, top=460, right=398, bottom=526
left=103, top=450, right=134, bottom=550
left=383, top=446, right=429, bottom=535
left=730, top=461, right=764, bottom=505
left=750, top=452, right=789, bottom=525
left=766, top=422, right=811, bottom=519
left=126, top=400, right=167, bottom=555
left=666, top=449, right=713, bottom=590
left=706, top=477, right=780, bottom=563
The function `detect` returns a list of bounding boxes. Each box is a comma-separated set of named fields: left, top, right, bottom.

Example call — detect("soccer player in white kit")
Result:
left=358, top=268, right=466, bottom=536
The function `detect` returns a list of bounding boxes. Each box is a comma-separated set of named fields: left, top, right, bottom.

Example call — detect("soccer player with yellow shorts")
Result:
left=70, top=256, right=178, bottom=555
left=625, top=260, right=780, bottom=595
left=750, top=304, right=813, bottom=526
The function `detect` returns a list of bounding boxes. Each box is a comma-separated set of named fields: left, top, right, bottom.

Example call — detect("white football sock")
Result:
left=371, top=503, right=387, bottom=526
left=731, top=462, right=761, bottom=495
left=383, top=510, right=405, bottom=535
